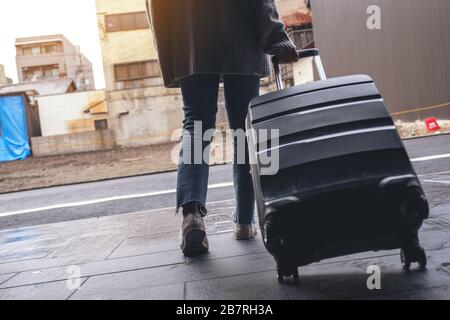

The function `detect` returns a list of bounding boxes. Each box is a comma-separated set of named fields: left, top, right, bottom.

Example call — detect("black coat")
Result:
left=147, top=0, right=294, bottom=87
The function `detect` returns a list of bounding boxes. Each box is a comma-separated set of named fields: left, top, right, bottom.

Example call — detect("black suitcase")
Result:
left=246, top=49, right=429, bottom=283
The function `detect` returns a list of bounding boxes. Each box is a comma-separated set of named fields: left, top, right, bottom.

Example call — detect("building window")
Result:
left=289, top=29, right=314, bottom=49
left=18, top=42, right=63, bottom=56
left=42, top=43, right=63, bottom=54
left=105, top=12, right=149, bottom=32
left=31, top=46, right=41, bottom=55
left=113, top=60, right=160, bottom=81
left=22, top=64, right=60, bottom=81
left=95, top=119, right=108, bottom=131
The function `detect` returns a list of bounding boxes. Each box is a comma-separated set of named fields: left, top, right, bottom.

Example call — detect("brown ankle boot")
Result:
left=180, top=203, right=209, bottom=256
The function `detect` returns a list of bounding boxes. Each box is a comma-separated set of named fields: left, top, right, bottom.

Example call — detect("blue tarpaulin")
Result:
left=0, top=95, right=31, bottom=162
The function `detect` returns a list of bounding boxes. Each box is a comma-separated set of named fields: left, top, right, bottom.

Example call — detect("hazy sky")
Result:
left=0, top=0, right=105, bottom=89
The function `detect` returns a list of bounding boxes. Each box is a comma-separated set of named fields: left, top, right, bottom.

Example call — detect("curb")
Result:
left=0, top=168, right=177, bottom=195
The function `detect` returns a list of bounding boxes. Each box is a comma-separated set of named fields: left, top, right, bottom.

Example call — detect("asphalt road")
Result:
left=1, top=134, right=449, bottom=230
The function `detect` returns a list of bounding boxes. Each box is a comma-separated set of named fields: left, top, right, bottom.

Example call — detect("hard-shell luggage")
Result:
left=246, top=49, right=429, bottom=283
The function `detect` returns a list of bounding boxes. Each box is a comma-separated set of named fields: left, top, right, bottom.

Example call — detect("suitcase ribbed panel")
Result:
left=253, top=100, right=390, bottom=144
left=250, top=83, right=381, bottom=124
left=257, top=128, right=402, bottom=171
left=249, top=75, right=374, bottom=108
left=260, top=148, right=413, bottom=201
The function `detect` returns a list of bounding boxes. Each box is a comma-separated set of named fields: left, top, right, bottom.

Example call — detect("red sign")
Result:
left=424, top=117, right=441, bottom=132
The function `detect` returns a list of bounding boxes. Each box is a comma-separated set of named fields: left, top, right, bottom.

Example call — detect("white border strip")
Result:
left=411, top=153, right=450, bottom=162
left=423, top=180, right=450, bottom=185
left=257, top=99, right=384, bottom=125
left=0, top=182, right=234, bottom=218
left=258, top=126, right=397, bottom=154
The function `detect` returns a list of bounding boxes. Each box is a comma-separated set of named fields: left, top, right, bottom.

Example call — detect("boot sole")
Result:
left=181, top=229, right=208, bottom=257
left=235, top=231, right=257, bottom=241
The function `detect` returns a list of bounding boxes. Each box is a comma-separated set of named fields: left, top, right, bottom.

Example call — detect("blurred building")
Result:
left=0, top=64, right=13, bottom=85
left=95, top=0, right=237, bottom=148
left=95, top=0, right=184, bottom=147
left=274, top=0, right=316, bottom=89
left=15, top=34, right=95, bottom=91
left=95, top=0, right=315, bottom=148
left=310, top=0, right=450, bottom=120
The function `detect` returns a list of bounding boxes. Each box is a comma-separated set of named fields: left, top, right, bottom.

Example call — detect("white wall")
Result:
left=37, top=90, right=106, bottom=136
left=293, top=57, right=314, bottom=86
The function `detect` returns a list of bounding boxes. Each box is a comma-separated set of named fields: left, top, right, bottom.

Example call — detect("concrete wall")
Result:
left=107, top=84, right=230, bottom=147
left=36, top=90, right=107, bottom=137
left=31, top=129, right=114, bottom=157
left=311, top=0, right=450, bottom=120
left=293, top=57, right=314, bottom=86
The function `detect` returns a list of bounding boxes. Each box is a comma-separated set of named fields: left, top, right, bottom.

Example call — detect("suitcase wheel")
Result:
left=400, top=245, right=427, bottom=271
left=276, top=258, right=299, bottom=284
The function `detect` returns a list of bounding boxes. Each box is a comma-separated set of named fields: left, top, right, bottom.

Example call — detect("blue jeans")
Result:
left=177, top=74, right=260, bottom=224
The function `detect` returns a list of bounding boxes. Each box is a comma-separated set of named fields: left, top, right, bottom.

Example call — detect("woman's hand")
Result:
left=269, top=45, right=300, bottom=64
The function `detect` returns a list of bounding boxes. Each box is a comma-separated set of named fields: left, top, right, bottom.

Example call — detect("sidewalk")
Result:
left=1, top=196, right=450, bottom=300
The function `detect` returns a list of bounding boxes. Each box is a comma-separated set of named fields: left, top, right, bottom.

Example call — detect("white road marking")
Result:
left=0, top=182, right=234, bottom=218
left=418, top=170, right=450, bottom=177
left=422, top=180, right=450, bottom=185
left=411, top=153, right=450, bottom=162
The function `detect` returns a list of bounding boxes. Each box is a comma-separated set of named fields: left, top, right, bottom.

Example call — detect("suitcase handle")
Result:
left=272, top=48, right=327, bottom=90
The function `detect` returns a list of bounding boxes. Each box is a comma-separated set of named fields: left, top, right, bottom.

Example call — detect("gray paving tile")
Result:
left=187, top=248, right=450, bottom=300
left=71, top=283, right=184, bottom=300
left=0, top=254, right=104, bottom=275
left=423, top=247, right=450, bottom=267
left=429, top=203, right=450, bottom=217
left=0, top=189, right=448, bottom=300
left=185, top=271, right=290, bottom=300
left=0, top=250, right=185, bottom=289
left=111, top=231, right=266, bottom=261
left=285, top=252, right=450, bottom=300
left=0, top=225, right=444, bottom=290
left=0, top=278, right=85, bottom=300
left=423, top=215, right=450, bottom=233
left=0, top=273, right=16, bottom=285
left=61, top=243, right=450, bottom=300
left=49, top=233, right=126, bottom=260
left=370, top=285, right=450, bottom=300
left=108, top=232, right=180, bottom=259
left=0, top=249, right=51, bottom=264
left=65, top=253, right=275, bottom=297
left=0, top=228, right=76, bottom=253
left=198, top=233, right=266, bottom=261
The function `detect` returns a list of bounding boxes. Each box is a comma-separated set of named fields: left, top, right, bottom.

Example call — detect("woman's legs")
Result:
left=177, top=75, right=221, bottom=212
left=177, top=73, right=260, bottom=228
left=223, top=75, right=261, bottom=225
